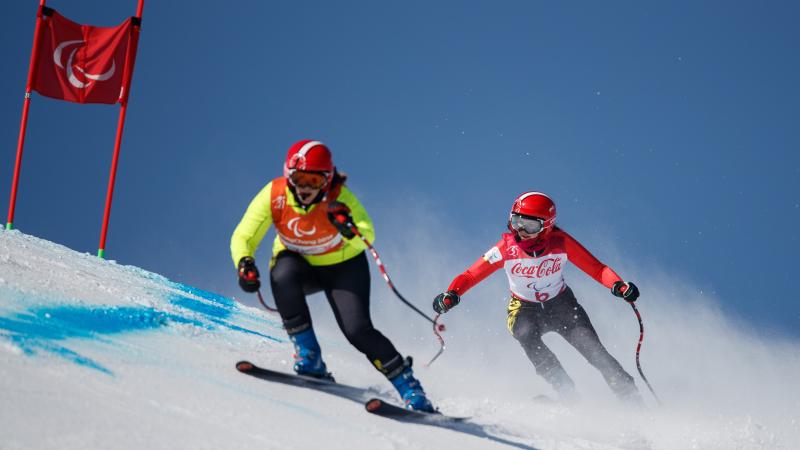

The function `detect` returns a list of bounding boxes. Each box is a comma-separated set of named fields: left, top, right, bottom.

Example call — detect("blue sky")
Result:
left=1, top=1, right=798, bottom=336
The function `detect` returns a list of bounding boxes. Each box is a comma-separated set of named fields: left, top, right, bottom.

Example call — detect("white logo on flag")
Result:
left=53, top=40, right=116, bottom=89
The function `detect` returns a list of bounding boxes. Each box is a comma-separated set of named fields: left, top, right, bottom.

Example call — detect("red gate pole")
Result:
left=6, top=1, right=48, bottom=231
left=97, top=0, right=144, bottom=258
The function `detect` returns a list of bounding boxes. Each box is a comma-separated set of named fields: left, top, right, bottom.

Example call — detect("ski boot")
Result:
left=552, top=380, right=581, bottom=405
left=608, top=374, right=646, bottom=409
left=388, top=357, right=435, bottom=413
left=289, top=329, right=333, bottom=381
left=615, top=385, right=646, bottom=409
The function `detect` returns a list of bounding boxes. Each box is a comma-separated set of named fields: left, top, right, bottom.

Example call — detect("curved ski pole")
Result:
left=349, top=226, right=447, bottom=365
left=629, top=300, right=662, bottom=406
left=256, top=289, right=278, bottom=313
left=425, top=313, right=446, bottom=367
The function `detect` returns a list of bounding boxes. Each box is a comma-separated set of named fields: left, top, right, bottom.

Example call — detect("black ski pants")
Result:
left=507, top=286, right=638, bottom=400
left=269, top=250, right=403, bottom=375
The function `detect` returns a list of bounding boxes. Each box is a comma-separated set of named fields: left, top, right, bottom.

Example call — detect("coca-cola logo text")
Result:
left=510, top=258, right=562, bottom=278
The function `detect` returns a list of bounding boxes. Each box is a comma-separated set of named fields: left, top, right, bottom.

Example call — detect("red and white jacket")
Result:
left=448, top=228, right=622, bottom=303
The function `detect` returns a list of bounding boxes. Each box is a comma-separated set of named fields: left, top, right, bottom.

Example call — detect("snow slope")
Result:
left=1, top=229, right=798, bottom=449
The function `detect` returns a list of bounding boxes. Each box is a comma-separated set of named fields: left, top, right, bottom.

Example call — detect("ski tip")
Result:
left=365, top=398, right=383, bottom=412
left=236, top=361, right=254, bottom=372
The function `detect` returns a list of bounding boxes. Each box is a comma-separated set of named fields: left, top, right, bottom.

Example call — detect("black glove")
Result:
left=433, top=290, right=460, bottom=314
left=327, top=201, right=356, bottom=239
left=611, top=281, right=639, bottom=302
left=237, top=256, right=260, bottom=293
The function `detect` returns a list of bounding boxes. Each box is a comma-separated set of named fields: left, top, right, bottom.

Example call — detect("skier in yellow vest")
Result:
left=230, top=140, right=434, bottom=412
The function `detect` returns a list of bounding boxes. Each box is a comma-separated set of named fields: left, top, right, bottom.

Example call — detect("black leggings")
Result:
left=269, top=251, right=403, bottom=373
left=507, top=287, right=637, bottom=399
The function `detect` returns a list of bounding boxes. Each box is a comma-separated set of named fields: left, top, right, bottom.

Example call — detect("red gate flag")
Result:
left=7, top=1, right=145, bottom=257
left=32, top=9, right=133, bottom=104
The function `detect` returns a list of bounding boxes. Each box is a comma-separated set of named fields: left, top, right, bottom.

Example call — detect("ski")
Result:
left=236, top=360, right=385, bottom=404
left=237, top=362, right=470, bottom=425
left=365, top=398, right=539, bottom=448
left=364, top=398, right=469, bottom=424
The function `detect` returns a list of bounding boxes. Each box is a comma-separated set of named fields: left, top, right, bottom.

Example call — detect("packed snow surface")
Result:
left=1, top=229, right=798, bottom=449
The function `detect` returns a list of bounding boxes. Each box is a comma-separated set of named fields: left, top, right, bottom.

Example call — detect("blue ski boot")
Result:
left=289, top=329, right=333, bottom=380
left=388, top=357, right=435, bottom=413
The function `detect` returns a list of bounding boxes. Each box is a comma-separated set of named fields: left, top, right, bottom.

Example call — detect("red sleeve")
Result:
left=562, top=230, right=622, bottom=289
left=447, top=241, right=504, bottom=296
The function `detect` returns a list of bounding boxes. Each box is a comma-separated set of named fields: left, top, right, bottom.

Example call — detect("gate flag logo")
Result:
left=32, top=10, right=133, bottom=104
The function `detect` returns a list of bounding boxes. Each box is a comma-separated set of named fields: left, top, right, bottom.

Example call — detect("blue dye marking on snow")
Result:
left=0, top=306, right=185, bottom=374
left=2, top=332, right=113, bottom=375
left=167, top=283, right=282, bottom=342
left=0, top=307, right=173, bottom=338
left=214, top=320, right=282, bottom=342
left=171, top=283, right=235, bottom=309
left=170, top=293, right=231, bottom=319
left=0, top=283, right=283, bottom=373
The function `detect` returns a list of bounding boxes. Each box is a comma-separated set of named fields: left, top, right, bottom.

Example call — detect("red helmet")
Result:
left=283, top=140, right=334, bottom=185
left=509, top=192, right=556, bottom=234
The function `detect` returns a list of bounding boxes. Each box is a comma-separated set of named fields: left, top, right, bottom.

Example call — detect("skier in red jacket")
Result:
left=433, top=191, right=643, bottom=404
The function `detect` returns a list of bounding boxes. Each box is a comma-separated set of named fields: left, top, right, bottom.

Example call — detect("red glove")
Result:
left=327, top=201, right=356, bottom=239
left=237, top=257, right=260, bottom=293
left=611, top=281, right=639, bottom=302
left=433, top=291, right=460, bottom=314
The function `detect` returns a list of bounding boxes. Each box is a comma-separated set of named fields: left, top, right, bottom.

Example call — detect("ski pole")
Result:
left=256, top=289, right=278, bottom=313
left=629, top=300, right=662, bottom=405
left=348, top=225, right=447, bottom=367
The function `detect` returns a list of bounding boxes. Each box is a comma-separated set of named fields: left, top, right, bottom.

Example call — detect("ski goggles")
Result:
left=289, top=171, right=328, bottom=189
left=509, top=214, right=545, bottom=234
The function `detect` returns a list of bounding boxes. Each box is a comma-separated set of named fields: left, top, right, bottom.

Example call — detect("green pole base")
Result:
left=5, top=223, right=12, bottom=230
left=97, top=249, right=106, bottom=259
